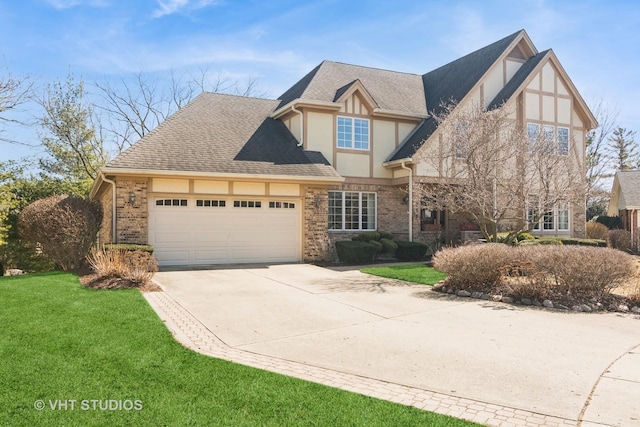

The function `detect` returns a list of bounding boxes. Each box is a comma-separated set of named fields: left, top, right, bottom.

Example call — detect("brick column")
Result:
left=115, top=178, right=149, bottom=244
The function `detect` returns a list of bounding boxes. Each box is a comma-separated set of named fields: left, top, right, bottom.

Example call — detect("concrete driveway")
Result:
left=153, top=263, right=640, bottom=426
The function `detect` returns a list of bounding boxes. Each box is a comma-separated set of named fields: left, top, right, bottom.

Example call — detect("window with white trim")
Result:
left=557, top=203, right=570, bottom=230
left=527, top=196, right=540, bottom=230
left=543, top=210, right=554, bottom=230
left=557, top=127, right=569, bottom=155
left=328, top=191, right=376, bottom=230
left=268, top=201, right=295, bottom=209
left=527, top=199, right=570, bottom=231
left=542, top=125, right=555, bottom=154
left=233, top=200, right=262, bottom=208
left=156, top=199, right=187, bottom=206
left=337, top=116, right=369, bottom=150
left=527, top=123, right=539, bottom=149
left=196, top=199, right=226, bottom=207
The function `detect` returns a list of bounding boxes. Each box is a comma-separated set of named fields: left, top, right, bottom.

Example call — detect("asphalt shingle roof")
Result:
left=277, top=61, right=427, bottom=116
left=107, top=92, right=340, bottom=179
left=388, top=30, right=523, bottom=161
left=107, top=30, right=546, bottom=178
left=615, top=170, right=640, bottom=208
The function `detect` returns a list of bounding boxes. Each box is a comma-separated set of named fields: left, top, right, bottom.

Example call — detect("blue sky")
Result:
left=0, top=0, right=638, bottom=163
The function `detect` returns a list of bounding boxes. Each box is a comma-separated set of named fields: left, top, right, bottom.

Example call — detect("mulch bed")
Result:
left=73, top=267, right=162, bottom=293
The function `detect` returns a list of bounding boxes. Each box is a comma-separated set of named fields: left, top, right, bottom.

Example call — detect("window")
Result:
left=328, top=191, right=376, bottom=230
left=557, top=127, right=569, bottom=155
left=233, top=200, right=262, bottom=208
left=542, top=125, right=555, bottom=154
left=337, top=116, right=369, bottom=150
left=156, top=199, right=187, bottom=206
left=421, top=209, right=446, bottom=231
left=269, top=201, right=295, bottom=209
left=196, top=199, right=226, bottom=207
left=558, top=203, right=569, bottom=230
left=527, top=123, right=539, bottom=148
left=543, top=210, right=554, bottom=230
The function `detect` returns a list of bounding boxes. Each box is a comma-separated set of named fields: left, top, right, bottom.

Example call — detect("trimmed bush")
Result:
left=586, top=222, right=610, bottom=240
left=595, top=215, right=621, bottom=229
left=537, top=237, right=563, bottom=245
left=434, top=244, right=637, bottom=301
left=18, top=195, right=103, bottom=270
left=378, top=230, right=395, bottom=240
left=433, top=243, right=513, bottom=292
left=380, top=238, right=398, bottom=255
left=526, top=246, right=636, bottom=299
left=517, top=232, right=535, bottom=242
left=395, top=240, right=428, bottom=261
left=369, top=240, right=383, bottom=253
left=558, top=238, right=606, bottom=247
left=103, top=243, right=154, bottom=254
left=608, top=229, right=633, bottom=252
left=335, top=241, right=378, bottom=264
left=351, top=231, right=381, bottom=242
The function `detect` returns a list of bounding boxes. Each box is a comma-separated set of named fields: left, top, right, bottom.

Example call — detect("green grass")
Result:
left=0, top=272, right=476, bottom=426
left=361, top=264, right=446, bottom=285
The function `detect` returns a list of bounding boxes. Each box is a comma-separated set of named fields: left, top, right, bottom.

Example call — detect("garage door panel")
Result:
left=158, top=250, right=190, bottom=264
left=149, top=197, right=301, bottom=266
left=153, top=232, right=192, bottom=244
left=193, top=232, right=229, bottom=243
left=193, top=249, right=229, bottom=261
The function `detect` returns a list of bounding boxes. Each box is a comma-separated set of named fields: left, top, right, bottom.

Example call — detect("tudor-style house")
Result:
left=90, top=29, right=597, bottom=266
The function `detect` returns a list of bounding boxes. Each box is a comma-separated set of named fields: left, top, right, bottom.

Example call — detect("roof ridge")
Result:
left=201, top=91, right=276, bottom=102
left=422, top=29, right=524, bottom=77
left=323, top=60, right=422, bottom=77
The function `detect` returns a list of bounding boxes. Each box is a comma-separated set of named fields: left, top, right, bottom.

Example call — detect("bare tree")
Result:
left=0, top=68, right=33, bottom=145
left=94, top=68, right=267, bottom=152
left=416, top=101, right=585, bottom=244
left=585, top=100, right=616, bottom=217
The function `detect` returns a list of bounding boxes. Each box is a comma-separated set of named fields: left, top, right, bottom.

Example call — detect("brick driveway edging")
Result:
left=144, top=290, right=581, bottom=427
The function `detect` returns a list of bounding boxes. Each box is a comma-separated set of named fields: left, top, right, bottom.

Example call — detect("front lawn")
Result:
left=361, top=264, right=446, bottom=285
left=0, top=272, right=475, bottom=426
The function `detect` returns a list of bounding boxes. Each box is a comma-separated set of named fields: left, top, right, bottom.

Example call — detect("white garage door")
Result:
left=148, top=197, right=301, bottom=266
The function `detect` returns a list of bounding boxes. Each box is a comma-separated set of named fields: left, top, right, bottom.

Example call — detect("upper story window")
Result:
left=527, top=123, right=569, bottom=155
left=557, top=127, right=569, bottom=155
left=337, top=116, right=369, bottom=150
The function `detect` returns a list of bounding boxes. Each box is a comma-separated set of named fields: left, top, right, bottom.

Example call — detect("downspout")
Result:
left=100, top=172, right=117, bottom=244
left=401, top=161, right=413, bottom=242
left=291, top=105, right=304, bottom=147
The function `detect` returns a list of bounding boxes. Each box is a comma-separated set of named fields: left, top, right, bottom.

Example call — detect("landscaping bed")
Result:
left=432, top=244, right=640, bottom=313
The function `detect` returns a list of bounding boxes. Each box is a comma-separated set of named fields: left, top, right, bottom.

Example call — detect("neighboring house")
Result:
left=90, top=29, right=597, bottom=266
left=608, top=170, right=640, bottom=243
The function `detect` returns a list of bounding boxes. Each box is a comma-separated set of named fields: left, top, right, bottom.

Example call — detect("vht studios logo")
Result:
left=34, top=399, right=143, bottom=411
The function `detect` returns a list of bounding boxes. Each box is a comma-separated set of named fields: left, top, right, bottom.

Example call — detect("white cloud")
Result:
left=45, top=0, right=109, bottom=9
left=151, top=0, right=218, bottom=18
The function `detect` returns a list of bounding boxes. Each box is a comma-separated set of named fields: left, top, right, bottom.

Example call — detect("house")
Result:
left=607, top=170, right=640, bottom=243
left=90, top=29, right=597, bottom=266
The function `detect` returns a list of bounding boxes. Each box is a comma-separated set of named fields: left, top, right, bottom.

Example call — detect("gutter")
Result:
left=98, top=168, right=345, bottom=184
left=100, top=172, right=117, bottom=244
left=401, top=161, right=413, bottom=242
left=291, top=105, right=304, bottom=147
